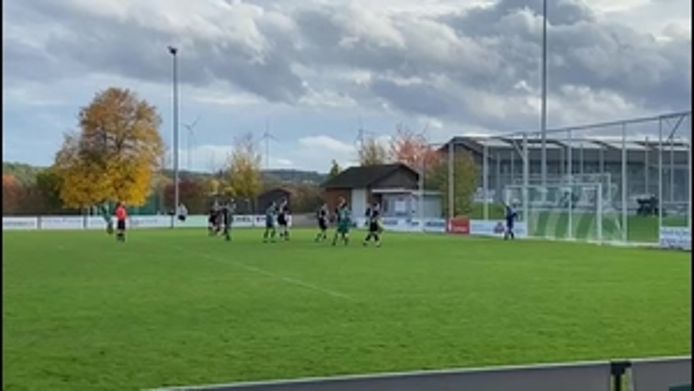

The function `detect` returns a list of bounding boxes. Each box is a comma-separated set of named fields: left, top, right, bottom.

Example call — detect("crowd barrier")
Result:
left=153, top=356, right=690, bottom=391
left=3, top=215, right=688, bottom=250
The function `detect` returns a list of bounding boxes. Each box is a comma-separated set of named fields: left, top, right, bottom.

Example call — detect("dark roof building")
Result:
left=257, top=188, right=293, bottom=212
left=321, top=163, right=427, bottom=217
left=321, top=163, right=419, bottom=190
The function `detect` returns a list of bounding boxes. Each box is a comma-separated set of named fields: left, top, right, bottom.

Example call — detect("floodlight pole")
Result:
left=540, top=0, right=548, bottom=187
left=448, top=142, right=454, bottom=220
left=168, top=46, right=180, bottom=223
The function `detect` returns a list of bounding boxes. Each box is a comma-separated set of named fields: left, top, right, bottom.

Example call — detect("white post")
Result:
left=522, top=133, right=529, bottom=224
left=670, top=136, right=675, bottom=204
left=688, top=114, right=692, bottom=231
left=496, top=153, right=501, bottom=206
left=568, top=129, right=573, bottom=240
left=540, top=0, right=548, bottom=187
left=645, top=136, right=649, bottom=195
left=419, top=155, right=425, bottom=231
left=689, top=114, right=692, bottom=231
left=483, top=144, right=489, bottom=220
left=658, top=118, right=664, bottom=230
left=448, top=141, right=454, bottom=220
left=621, top=123, right=628, bottom=243
left=597, top=183, right=603, bottom=243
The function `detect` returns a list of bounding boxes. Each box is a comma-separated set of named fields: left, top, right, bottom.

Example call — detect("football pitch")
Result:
left=3, top=229, right=691, bottom=390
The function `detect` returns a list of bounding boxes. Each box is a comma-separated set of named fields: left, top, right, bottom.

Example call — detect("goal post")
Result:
left=504, top=181, right=617, bottom=244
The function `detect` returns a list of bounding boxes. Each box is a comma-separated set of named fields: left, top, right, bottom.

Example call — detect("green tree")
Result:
left=35, top=168, right=64, bottom=213
left=328, top=160, right=341, bottom=179
left=225, top=133, right=262, bottom=207
left=358, top=137, right=388, bottom=166
left=428, top=152, right=479, bottom=217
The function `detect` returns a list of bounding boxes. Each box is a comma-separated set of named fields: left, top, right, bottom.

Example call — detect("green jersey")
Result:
left=337, top=207, right=351, bottom=232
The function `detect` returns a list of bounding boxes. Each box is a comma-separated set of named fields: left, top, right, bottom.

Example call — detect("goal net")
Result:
left=503, top=180, right=623, bottom=243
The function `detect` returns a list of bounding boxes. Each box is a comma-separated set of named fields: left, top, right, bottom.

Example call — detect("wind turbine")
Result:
left=258, top=118, right=277, bottom=170
left=183, top=115, right=200, bottom=172
left=354, top=116, right=376, bottom=148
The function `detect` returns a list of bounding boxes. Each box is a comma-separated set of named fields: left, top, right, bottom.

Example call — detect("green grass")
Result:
left=3, top=229, right=691, bottom=390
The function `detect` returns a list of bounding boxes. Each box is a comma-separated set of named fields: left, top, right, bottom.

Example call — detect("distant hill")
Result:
left=263, top=169, right=326, bottom=185
left=6, top=162, right=327, bottom=186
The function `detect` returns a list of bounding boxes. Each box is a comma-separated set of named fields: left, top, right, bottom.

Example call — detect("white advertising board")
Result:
left=86, top=216, right=109, bottom=230
left=174, top=215, right=208, bottom=228
left=128, top=215, right=172, bottom=229
left=659, top=227, right=691, bottom=250
left=40, top=216, right=84, bottom=230
left=2, top=217, right=39, bottom=230
left=232, top=215, right=254, bottom=228
left=422, top=218, right=447, bottom=233
left=470, top=220, right=528, bottom=238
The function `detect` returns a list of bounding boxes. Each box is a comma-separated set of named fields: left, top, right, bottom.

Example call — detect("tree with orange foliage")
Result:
left=2, top=174, right=24, bottom=214
left=54, top=88, right=164, bottom=209
left=389, top=125, right=441, bottom=170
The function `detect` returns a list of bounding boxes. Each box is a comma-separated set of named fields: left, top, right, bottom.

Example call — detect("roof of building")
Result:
left=321, top=163, right=417, bottom=189
left=257, top=187, right=294, bottom=198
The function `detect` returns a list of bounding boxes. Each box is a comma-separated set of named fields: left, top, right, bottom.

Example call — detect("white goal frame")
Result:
left=504, top=182, right=604, bottom=243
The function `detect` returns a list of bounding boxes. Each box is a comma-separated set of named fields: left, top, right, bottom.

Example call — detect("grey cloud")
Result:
left=4, top=0, right=690, bottom=133
left=5, top=0, right=307, bottom=103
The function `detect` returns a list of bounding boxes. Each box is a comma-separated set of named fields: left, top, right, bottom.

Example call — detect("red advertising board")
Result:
left=447, top=217, right=470, bottom=234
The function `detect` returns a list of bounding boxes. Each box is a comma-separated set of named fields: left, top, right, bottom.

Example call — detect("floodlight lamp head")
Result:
left=168, top=46, right=178, bottom=55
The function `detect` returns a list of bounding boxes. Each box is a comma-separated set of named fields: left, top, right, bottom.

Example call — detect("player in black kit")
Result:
left=277, top=198, right=291, bottom=241
left=363, top=202, right=382, bottom=247
left=314, top=203, right=329, bottom=242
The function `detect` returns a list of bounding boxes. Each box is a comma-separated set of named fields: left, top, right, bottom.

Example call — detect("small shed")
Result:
left=257, top=188, right=292, bottom=213
left=321, top=163, right=441, bottom=218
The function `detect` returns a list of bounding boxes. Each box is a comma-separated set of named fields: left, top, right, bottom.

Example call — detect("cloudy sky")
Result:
left=3, top=0, right=691, bottom=172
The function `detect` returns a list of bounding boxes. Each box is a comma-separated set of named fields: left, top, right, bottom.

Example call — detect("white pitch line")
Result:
left=178, top=247, right=354, bottom=301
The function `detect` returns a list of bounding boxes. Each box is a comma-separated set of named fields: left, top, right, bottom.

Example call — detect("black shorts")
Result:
left=117, top=220, right=126, bottom=231
left=369, top=222, right=379, bottom=232
left=278, top=215, right=287, bottom=226
left=319, top=219, right=327, bottom=230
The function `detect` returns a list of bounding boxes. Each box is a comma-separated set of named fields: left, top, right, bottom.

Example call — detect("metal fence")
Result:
left=419, top=111, right=691, bottom=246
left=153, top=356, right=691, bottom=391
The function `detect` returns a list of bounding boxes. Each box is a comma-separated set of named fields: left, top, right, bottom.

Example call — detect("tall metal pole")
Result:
left=688, top=114, right=692, bottom=231
left=540, top=0, right=548, bottom=187
left=658, top=119, right=663, bottom=231
left=419, top=154, right=425, bottom=229
left=265, top=119, right=270, bottom=170
left=483, top=144, right=489, bottom=220
left=168, top=46, right=180, bottom=218
left=670, top=136, right=675, bottom=204
left=621, top=123, right=628, bottom=243
left=644, top=137, right=649, bottom=194
left=496, top=153, right=501, bottom=205
left=523, top=133, right=529, bottom=224
left=448, top=141, right=454, bottom=220
left=567, top=129, right=573, bottom=240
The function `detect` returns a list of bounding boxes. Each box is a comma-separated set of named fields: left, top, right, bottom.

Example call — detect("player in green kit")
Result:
left=332, top=198, right=351, bottom=246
